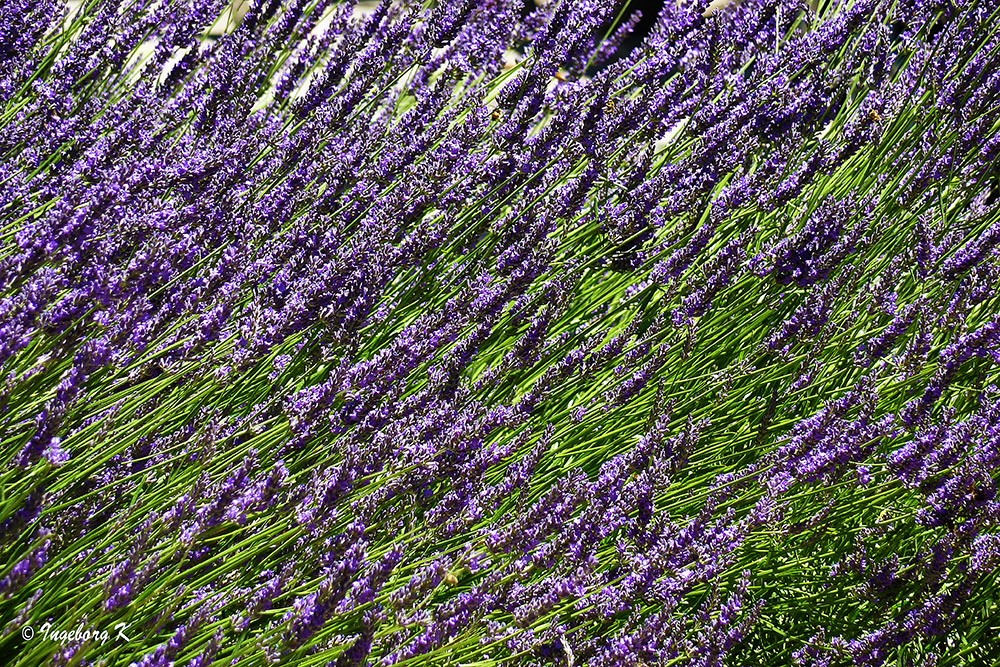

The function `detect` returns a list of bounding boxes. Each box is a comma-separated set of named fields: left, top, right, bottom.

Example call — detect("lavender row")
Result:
left=2, top=0, right=1000, bottom=665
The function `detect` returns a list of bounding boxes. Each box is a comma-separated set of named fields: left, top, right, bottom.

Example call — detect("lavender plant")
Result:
left=2, top=0, right=1000, bottom=665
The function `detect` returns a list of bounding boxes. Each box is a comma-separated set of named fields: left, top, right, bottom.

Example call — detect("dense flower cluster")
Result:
left=2, top=0, right=1000, bottom=665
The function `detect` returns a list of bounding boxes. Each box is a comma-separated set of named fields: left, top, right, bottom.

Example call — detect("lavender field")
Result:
left=2, top=0, right=1000, bottom=665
